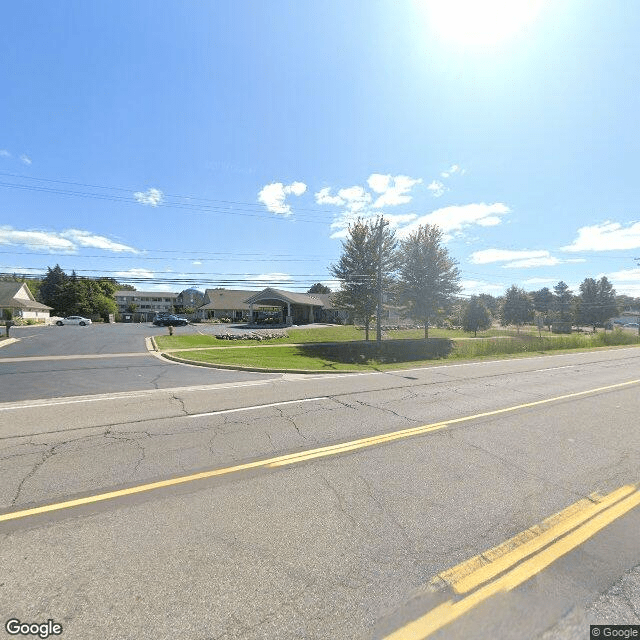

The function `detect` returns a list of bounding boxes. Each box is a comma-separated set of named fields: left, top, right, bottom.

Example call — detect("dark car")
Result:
left=153, top=314, right=189, bottom=327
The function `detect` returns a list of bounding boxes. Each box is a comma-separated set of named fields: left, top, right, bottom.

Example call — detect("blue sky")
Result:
left=2, top=0, right=640, bottom=297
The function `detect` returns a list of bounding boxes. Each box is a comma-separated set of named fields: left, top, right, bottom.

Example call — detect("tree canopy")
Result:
left=500, top=285, right=533, bottom=330
left=307, top=283, right=331, bottom=294
left=462, top=296, right=492, bottom=337
left=397, top=224, right=461, bottom=339
left=330, top=217, right=397, bottom=340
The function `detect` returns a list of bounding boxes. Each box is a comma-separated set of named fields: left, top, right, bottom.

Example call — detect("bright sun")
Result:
left=423, top=0, right=543, bottom=47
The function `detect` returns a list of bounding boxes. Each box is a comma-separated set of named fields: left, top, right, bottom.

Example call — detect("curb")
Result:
left=0, top=338, right=19, bottom=349
left=159, top=352, right=361, bottom=374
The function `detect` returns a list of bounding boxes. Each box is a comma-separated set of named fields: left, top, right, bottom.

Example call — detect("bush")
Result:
left=300, top=338, right=454, bottom=364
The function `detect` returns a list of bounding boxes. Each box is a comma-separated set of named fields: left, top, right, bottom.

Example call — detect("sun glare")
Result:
left=423, top=0, right=543, bottom=47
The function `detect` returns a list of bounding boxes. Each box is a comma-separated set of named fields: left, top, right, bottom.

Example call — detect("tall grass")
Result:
left=453, top=330, right=639, bottom=359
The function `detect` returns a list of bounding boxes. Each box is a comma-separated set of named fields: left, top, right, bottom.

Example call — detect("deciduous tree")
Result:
left=462, top=296, right=492, bottom=337
left=397, top=224, right=461, bottom=339
left=500, top=285, right=533, bottom=332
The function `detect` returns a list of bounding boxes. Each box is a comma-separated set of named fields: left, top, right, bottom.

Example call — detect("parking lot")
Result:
left=0, top=322, right=279, bottom=403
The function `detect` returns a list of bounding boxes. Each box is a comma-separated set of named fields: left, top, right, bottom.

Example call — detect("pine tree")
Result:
left=330, top=217, right=397, bottom=340
left=553, top=281, right=574, bottom=323
left=596, top=276, right=617, bottom=329
left=397, top=224, right=461, bottom=339
left=578, top=278, right=599, bottom=329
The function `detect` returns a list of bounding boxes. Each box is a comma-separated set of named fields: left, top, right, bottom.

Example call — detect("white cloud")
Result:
left=461, top=279, right=505, bottom=295
left=470, top=248, right=587, bottom=268
left=315, top=187, right=346, bottom=207
left=561, top=221, right=640, bottom=252
left=367, top=174, right=422, bottom=208
left=503, top=256, right=563, bottom=268
left=20, top=154, right=32, bottom=165
left=0, top=265, right=45, bottom=276
left=601, top=268, right=640, bottom=296
left=0, top=227, right=76, bottom=252
left=258, top=181, right=307, bottom=216
left=134, top=187, right=164, bottom=207
left=0, top=226, right=138, bottom=254
left=427, top=180, right=446, bottom=197
left=113, top=268, right=155, bottom=279
left=401, top=202, right=510, bottom=239
left=61, top=229, right=138, bottom=253
left=440, top=164, right=463, bottom=179
left=470, top=249, right=549, bottom=264
left=254, top=272, right=293, bottom=285
left=523, top=277, right=556, bottom=285
left=0, top=150, right=10, bottom=157
left=192, top=261, right=202, bottom=266
left=605, top=267, right=640, bottom=282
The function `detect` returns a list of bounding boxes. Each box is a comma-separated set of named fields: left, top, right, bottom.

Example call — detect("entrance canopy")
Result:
left=244, top=287, right=326, bottom=324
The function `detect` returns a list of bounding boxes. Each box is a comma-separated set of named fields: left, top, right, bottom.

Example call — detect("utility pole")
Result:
left=376, top=218, right=388, bottom=346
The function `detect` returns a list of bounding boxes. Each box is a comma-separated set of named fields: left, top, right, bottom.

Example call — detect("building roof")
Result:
left=200, top=289, right=261, bottom=311
left=0, top=282, right=52, bottom=310
left=243, top=287, right=328, bottom=307
left=114, top=290, right=178, bottom=298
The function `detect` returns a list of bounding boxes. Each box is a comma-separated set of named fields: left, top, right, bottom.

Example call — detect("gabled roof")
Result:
left=0, top=282, right=52, bottom=310
left=243, top=287, right=328, bottom=307
left=200, top=289, right=259, bottom=311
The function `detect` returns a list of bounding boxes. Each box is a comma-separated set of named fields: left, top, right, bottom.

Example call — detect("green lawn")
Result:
left=165, top=331, right=640, bottom=372
left=155, top=324, right=543, bottom=350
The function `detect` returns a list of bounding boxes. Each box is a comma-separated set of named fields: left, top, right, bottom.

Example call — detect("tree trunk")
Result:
left=365, top=320, right=369, bottom=341
left=424, top=317, right=429, bottom=340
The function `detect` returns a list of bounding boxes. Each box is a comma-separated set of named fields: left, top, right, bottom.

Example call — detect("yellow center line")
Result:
left=444, top=484, right=636, bottom=594
left=1, top=378, right=638, bottom=523
left=383, top=486, right=640, bottom=640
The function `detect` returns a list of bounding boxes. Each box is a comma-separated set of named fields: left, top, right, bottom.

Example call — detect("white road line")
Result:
left=189, top=397, right=329, bottom=418
left=0, top=380, right=275, bottom=411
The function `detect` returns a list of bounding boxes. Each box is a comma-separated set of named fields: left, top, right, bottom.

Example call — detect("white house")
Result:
left=0, top=282, right=52, bottom=322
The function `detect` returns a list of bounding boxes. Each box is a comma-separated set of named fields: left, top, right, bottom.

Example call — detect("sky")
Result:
left=1, top=0, right=640, bottom=298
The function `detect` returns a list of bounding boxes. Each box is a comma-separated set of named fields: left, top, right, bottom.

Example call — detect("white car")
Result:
left=56, top=316, right=92, bottom=326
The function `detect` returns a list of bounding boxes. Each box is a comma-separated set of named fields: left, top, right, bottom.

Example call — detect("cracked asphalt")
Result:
left=0, top=331, right=639, bottom=639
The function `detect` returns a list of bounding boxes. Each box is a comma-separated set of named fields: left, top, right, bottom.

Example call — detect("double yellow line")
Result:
left=1, top=378, right=638, bottom=523
left=383, top=484, right=640, bottom=639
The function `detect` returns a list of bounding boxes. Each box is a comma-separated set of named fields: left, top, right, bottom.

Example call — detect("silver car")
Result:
left=56, top=316, right=92, bottom=326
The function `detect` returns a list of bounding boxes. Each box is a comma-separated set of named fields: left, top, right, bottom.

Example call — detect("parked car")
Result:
left=153, top=315, right=188, bottom=327
left=623, top=322, right=639, bottom=328
left=56, top=316, right=92, bottom=326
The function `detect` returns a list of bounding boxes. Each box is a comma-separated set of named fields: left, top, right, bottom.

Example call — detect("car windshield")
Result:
left=1, top=3, right=639, bottom=639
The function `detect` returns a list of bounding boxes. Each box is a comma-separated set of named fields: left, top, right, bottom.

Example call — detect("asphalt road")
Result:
left=0, top=340, right=639, bottom=639
left=0, top=323, right=278, bottom=402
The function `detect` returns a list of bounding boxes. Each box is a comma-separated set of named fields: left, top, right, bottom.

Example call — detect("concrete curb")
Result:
left=159, top=352, right=361, bottom=374
left=0, top=338, right=19, bottom=349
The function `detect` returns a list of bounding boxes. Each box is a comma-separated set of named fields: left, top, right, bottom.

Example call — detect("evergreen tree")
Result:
left=397, top=224, right=461, bottom=339
left=578, top=278, right=599, bottom=329
left=532, top=287, right=554, bottom=330
left=596, top=276, right=617, bottom=328
left=38, top=265, right=69, bottom=315
left=553, top=281, right=574, bottom=323
left=330, top=217, right=397, bottom=340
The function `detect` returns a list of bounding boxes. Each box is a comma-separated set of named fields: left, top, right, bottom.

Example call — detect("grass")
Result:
left=155, top=324, right=542, bottom=350
left=165, top=330, right=640, bottom=371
